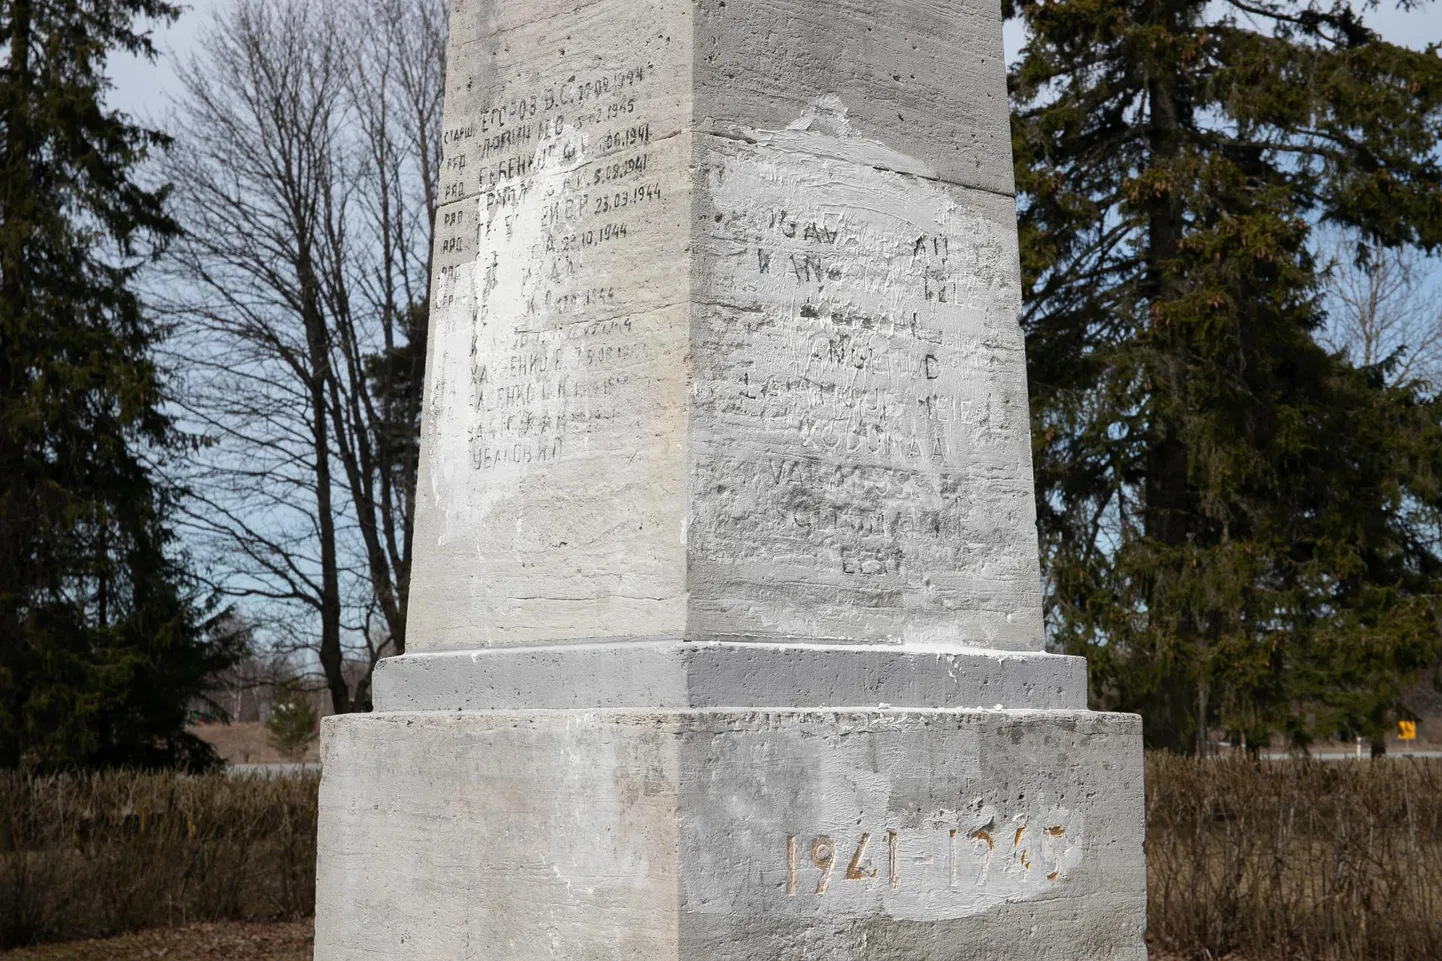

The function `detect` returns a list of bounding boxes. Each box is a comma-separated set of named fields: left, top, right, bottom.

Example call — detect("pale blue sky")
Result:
left=108, top=0, right=216, bottom=121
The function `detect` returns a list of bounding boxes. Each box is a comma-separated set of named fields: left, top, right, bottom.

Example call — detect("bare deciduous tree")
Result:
left=1321, top=230, right=1442, bottom=388
left=159, top=0, right=445, bottom=712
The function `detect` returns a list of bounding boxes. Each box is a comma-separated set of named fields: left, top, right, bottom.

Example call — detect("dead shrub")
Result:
left=1146, top=753, right=1442, bottom=961
left=0, top=770, right=318, bottom=948
left=7, top=754, right=1442, bottom=957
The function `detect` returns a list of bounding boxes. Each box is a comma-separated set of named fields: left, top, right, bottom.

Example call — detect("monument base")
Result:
left=313, top=708, right=1147, bottom=961
left=372, top=642, right=1090, bottom=712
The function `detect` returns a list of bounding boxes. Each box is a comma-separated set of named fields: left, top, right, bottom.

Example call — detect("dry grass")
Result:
left=6, top=756, right=1442, bottom=958
left=0, top=772, right=317, bottom=949
left=0, top=922, right=1223, bottom=961
left=1147, top=754, right=1442, bottom=961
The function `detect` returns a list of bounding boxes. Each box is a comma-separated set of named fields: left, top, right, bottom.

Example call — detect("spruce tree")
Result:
left=0, top=0, right=238, bottom=770
left=1007, top=0, right=1442, bottom=751
left=265, top=679, right=318, bottom=763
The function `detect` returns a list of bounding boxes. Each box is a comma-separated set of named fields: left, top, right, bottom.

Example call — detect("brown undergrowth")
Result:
left=5, top=757, right=1442, bottom=957
left=0, top=772, right=317, bottom=948
left=1146, top=754, right=1442, bottom=961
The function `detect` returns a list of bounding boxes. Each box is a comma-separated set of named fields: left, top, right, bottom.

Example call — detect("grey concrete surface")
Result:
left=316, top=709, right=1147, bottom=961
left=313, top=0, right=1149, bottom=958
left=408, top=0, right=1042, bottom=652
left=373, top=641, right=1088, bottom=711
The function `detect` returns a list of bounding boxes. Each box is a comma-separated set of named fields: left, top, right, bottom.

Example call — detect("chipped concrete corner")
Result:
left=312, top=0, right=1149, bottom=958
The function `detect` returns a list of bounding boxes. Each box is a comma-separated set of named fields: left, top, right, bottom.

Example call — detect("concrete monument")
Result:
left=313, top=0, right=1148, bottom=958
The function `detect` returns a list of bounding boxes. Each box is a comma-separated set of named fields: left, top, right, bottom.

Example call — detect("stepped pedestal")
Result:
left=312, top=1, right=1148, bottom=958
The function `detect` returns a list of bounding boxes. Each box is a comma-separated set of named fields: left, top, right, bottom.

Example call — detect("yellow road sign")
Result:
left=1399, top=720, right=1417, bottom=741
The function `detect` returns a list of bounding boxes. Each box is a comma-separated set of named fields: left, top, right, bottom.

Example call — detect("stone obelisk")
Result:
left=313, top=1, right=1148, bottom=958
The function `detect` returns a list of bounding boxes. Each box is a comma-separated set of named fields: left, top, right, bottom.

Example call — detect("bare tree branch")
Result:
left=159, top=0, right=444, bottom=712
left=1320, top=228, right=1442, bottom=389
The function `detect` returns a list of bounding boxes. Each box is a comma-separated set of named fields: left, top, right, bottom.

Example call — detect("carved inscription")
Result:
left=699, top=227, right=971, bottom=583
left=686, top=140, right=1043, bottom=643
left=784, top=812, right=1075, bottom=898
left=720, top=294, right=954, bottom=469
left=431, top=62, right=672, bottom=474
left=439, top=64, right=655, bottom=204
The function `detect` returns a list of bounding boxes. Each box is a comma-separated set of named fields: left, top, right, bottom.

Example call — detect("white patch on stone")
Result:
left=426, top=123, right=590, bottom=547
left=774, top=95, right=939, bottom=179
left=686, top=121, right=1043, bottom=646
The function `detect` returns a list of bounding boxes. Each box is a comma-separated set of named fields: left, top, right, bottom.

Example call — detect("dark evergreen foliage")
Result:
left=0, top=0, right=239, bottom=770
left=1007, top=0, right=1442, bottom=751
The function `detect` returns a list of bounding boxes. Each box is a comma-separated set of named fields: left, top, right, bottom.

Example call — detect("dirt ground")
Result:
left=1, top=926, right=1219, bottom=961
left=0, top=920, right=1214, bottom=961
left=187, top=722, right=320, bottom=765
left=0, top=921, right=313, bottom=961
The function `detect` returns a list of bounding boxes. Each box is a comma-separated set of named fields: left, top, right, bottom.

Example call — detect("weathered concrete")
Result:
left=313, top=0, right=1148, bottom=958
left=409, top=0, right=1040, bottom=652
left=373, top=642, right=1088, bottom=711
left=316, top=710, right=1146, bottom=961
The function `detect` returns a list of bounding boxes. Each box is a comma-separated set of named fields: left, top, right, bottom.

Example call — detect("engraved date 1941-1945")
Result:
left=787, top=832, right=900, bottom=896
left=785, top=820, right=1071, bottom=896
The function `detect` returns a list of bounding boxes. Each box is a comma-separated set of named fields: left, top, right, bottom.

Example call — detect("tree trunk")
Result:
left=1195, top=681, right=1210, bottom=756
left=0, top=0, right=34, bottom=771
left=1142, top=0, right=1203, bottom=753
left=301, top=260, right=349, bottom=716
